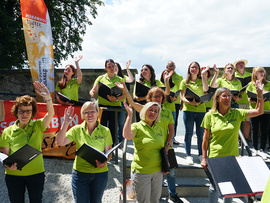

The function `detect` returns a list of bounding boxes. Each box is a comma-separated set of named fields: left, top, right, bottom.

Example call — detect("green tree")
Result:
left=0, top=0, right=104, bottom=70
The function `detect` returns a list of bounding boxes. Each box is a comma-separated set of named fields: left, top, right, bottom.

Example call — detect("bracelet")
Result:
left=257, top=97, right=263, bottom=100
left=46, top=98, right=52, bottom=102
left=165, top=79, right=169, bottom=82
left=123, top=90, right=128, bottom=94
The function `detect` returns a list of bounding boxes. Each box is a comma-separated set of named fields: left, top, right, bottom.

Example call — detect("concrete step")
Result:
left=162, top=177, right=210, bottom=197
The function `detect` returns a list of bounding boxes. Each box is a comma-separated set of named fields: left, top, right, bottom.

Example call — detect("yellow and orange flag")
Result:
left=20, top=0, right=54, bottom=102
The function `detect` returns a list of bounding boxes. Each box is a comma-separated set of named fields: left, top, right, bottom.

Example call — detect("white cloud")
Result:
left=60, top=0, right=270, bottom=79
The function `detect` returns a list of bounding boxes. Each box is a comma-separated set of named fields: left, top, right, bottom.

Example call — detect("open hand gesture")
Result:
left=75, top=55, right=83, bottom=64
left=33, top=81, right=50, bottom=99
left=213, top=64, right=219, bottom=73
left=126, top=60, right=131, bottom=69
left=63, top=106, right=76, bottom=125
left=115, top=81, right=127, bottom=91
left=123, top=101, right=133, bottom=117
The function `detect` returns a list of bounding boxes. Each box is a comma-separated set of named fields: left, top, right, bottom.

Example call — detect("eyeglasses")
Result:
left=84, top=111, right=97, bottom=115
left=168, top=65, right=175, bottom=68
left=190, top=66, right=198, bottom=69
left=257, top=70, right=264, bottom=73
left=141, top=68, right=149, bottom=72
left=18, top=109, right=32, bottom=114
left=148, top=109, right=158, bottom=114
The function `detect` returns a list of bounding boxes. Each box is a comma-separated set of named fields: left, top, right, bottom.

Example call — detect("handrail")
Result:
left=122, top=139, right=128, bottom=203
left=239, top=129, right=252, bottom=157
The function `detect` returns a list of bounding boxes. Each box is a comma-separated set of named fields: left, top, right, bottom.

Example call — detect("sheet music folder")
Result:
left=185, top=88, right=214, bottom=103
left=75, top=141, right=123, bottom=168
left=135, top=81, right=150, bottom=97
left=0, top=144, right=42, bottom=170
left=98, top=82, right=122, bottom=100
left=207, top=156, right=270, bottom=198
left=56, top=92, right=84, bottom=106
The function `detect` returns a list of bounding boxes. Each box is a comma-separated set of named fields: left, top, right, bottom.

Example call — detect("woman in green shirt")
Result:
left=0, top=82, right=54, bottom=203
left=123, top=101, right=166, bottom=203
left=201, top=83, right=264, bottom=203
left=55, top=55, right=83, bottom=105
left=56, top=100, right=113, bottom=203
left=247, top=66, right=270, bottom=157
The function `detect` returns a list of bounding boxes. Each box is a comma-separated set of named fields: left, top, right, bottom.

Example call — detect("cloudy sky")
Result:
left=60, top=0, right=270, bottom=79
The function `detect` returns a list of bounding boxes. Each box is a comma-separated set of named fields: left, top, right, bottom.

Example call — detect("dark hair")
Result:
left=11, top=95, right=38, bottom=118
left=115, top=62, right=124, bottom=78
left=139, top=64, right=156, bottom=86
left=160, top=70, right=175, bottom=88
left=105, top=59, right=115, bottom=68
left=57, top=65, right=76, bottom=89
left=186, top=61, right=201, bottom=85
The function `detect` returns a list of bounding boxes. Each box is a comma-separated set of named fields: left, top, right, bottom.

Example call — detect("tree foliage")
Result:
left=0, top=0, right=104, bottom=70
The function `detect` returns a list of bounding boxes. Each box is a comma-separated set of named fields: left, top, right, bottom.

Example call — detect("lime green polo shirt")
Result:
left=171, top=72, right=183, bottom=105
left=94, top=73, right=123, bottom=107
left=66, top=121, right=113, bottom=173
left=131, top=120, right=164, bottom=174
left=235, top=71, right=252, bottom=104
left=55, top=78, right=81, bottom=101
left=158, top=106, right=174, bottom=145
left=201, top=109, right=248, bottom=158
left=216, top=78, right=242, bottom=91
left=261, top=175, right=270, bottom=203
left=163, top=73, right=183, bottom=112
left=0, top=119, right=45, bottom=176
left=180, top=79, right=206, bottom=112
left=205, top=79, right=213, bottom=109
left=246, top=81, right=270, bottom=110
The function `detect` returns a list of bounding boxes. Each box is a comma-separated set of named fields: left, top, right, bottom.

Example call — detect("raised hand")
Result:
left=115, top=81, right=127, bottom=91
left=123, top=101, right=132, bottom=117
left=256, top=80, right=264, bottom=96
left=126, top=60, right=131, bottom=69
left=213, top=64, right=219, bottom=73
left=33, top=81, right=50, bottom=99
left=63, top=106, right=76, bottom=125
left=75, top=55, right=83, bottom=64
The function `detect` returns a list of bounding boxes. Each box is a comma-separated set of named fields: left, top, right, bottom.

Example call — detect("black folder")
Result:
left=160, top=148, right=178, bottom=173
left=230, top=86, right=247, bottom=97
left=0, top=144, right=42, bottom=170
left=236, top=76, right=251, bottom=87
left=160, top=87, right=181, bottom=98
left=185, top=88, right=214, bottom=103
left=135, top=81, right=150, bottom=97
left=98, top=82, right=122, bottom=101
left=56, top=92, right=84, bottom=106
left=75, top=141, right=123, bottom=168
left=207, top=156, right=270, bottom=197
left=247, top=90, right=270, bottom=101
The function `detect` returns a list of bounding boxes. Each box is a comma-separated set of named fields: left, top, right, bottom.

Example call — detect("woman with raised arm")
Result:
left=0, top=81, right=54, bottom=203
left=123, top=101, right=167, bottom=203
left=210, top=63, right=242, bottom=108
left=114, top=60, right=134, bottom=142
left=200, top=82, right=264, bottom=203
left=179, top=61, right=209, bottom=165
left=55, top=55, right=83, bottom=105
left=116, top=80, right=183, bottom=202
left=246, top=66, right=270, bottom=158
left=89, top=59, right=125, bottom=145
left=133, top=64, right=163, bottom=121
left=56, top=100, right=113, bottom=203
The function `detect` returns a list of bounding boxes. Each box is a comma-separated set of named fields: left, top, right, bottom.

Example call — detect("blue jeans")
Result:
left=5, top=172, right=45, bottom=203
left=183, top=111, right=205, bottom=156
left=172, top=111, right=176, bottom=141
left=118, top=103, right=126, bottom=142
left=72, top=169, right=108, bottom=203
left=166, top=168, right=176, bottom=196
left=209, top=183, right=232, bottom=203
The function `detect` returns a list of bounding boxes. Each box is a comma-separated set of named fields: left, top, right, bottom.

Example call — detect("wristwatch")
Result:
left=167, top=142, right=171, bottom=146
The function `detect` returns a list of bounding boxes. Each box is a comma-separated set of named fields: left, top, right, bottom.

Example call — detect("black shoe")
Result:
left=169, top=194, right=183, bottom=203
left=173, top=140, right=180, bottom=145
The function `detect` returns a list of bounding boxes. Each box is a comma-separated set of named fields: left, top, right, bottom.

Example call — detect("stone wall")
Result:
left=0, top=68, right=138, bottom=101
left=0, top=67, right=269, bottom=101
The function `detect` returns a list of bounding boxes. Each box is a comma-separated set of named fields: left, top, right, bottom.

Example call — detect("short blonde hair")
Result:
left=251, top=66, right=267, bottom=85
left=210, top=87, right=231, bottom=112
left=80, top=99, right=99, bottom=120
left=140, top=102, right=161, bottom=123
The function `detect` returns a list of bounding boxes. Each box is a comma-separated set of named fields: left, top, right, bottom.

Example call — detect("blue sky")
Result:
left=60, top=0, right=270, bottom=79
